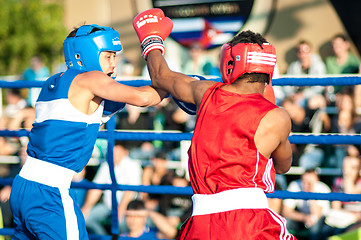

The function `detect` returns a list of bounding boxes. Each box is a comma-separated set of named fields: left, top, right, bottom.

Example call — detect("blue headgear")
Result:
left=63, top=24, right=122, bottom=72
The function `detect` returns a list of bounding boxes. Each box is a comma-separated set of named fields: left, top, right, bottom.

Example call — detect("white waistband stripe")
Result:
left=191, top=188, right=268, bottom=216
left=19, top=156, right=75, bottom=188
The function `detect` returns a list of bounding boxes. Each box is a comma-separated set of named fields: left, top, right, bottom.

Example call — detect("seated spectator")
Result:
left=182, top=42, right=216, bottom=76
left=282, top=96, right=311, bottom=166
left=267, top=179, right=285, bottom=214
left=120, top=199, right=177, bottom=239
left=81, top=141, right=142, bottom=235
left=326, top=34, right=360, bottom=75
left=325, top=34, right=360, bottom=99
left=288, top=40, right=327, bottom=76
left=323, top=155, right=361, bottom=238
left=354, top=64, right=361, bottom=110
left=141, top=152, right=172, bottom=210
left=6, top=106, right=35, bottom=131
left=22, top=55, right=50, bottom=107
left=327, top=88, right=361, bottom=168
left=287, top=40, right=326, bottom=102
left=158, top=170, right=192, bottom=229
left=130, top=141, right=156, bottom=161
left=0, top=89, right=28, bottom=129
left=283, top=168, right=331, bottom=240
left=297, top=94, right=331, bottom=169
left=0, top=144, right=27, bottom=230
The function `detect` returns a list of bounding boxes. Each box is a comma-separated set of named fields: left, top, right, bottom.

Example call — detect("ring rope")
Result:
left=0, top=75, right=361, bottom=88
left=1, top=130, right=361, bottom=144
left=0, top=178, right=359, bottom=202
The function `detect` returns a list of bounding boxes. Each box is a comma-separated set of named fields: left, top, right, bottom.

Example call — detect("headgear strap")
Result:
left=220, top=42, right=276, bottom=84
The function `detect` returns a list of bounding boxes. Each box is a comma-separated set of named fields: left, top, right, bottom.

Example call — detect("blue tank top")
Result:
left=27, top=69, right=104, bottom=172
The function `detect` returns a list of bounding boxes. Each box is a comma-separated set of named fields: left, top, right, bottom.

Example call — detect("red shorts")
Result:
left=177, top=208, right=296, bottom=240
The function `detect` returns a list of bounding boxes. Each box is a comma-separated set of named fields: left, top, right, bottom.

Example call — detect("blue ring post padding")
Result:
left=105, top=117, right=119, bottom=236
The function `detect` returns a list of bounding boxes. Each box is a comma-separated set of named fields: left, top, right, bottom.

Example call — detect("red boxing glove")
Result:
left=133, top=8, right=173, bottom=60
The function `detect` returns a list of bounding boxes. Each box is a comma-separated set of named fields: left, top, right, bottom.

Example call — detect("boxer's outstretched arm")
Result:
left=147, top=50, right=213, bottom=105
left=133, top=8, right=213, bottom=106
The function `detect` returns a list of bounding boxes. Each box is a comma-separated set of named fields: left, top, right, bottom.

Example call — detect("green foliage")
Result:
left=0, top=0, right=67, bottom=75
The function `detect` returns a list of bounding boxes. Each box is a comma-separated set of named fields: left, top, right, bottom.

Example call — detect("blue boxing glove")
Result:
left=172, top=75, right=207, bottom=115
left=101, top=99, right=126, bottom=123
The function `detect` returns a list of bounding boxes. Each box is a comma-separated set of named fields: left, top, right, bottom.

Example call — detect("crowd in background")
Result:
left=0, top=33, right=360, bottom=239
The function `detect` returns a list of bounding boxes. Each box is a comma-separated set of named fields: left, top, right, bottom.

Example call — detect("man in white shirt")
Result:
left=81, top=141, right=142, bottom=235
left=283, top=168, right=331, bottom=240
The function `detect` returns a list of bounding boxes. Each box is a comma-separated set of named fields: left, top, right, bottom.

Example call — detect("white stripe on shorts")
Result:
left=59, top=188, right=80, bottom=240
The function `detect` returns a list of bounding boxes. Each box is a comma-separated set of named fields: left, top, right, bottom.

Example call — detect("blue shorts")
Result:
left=10, top=175, right=89, bottom=240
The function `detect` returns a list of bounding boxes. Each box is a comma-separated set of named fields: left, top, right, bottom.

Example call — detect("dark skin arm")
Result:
left=255, top=108, right=293, bottom=174
left=146, top=50, right=215, bottom=107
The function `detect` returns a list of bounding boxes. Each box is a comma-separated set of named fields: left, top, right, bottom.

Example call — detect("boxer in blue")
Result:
left=9, top=24, right=166, bottom=240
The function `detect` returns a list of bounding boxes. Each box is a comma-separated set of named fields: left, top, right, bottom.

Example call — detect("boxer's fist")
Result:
left=133, top=8, right=173, bottom=60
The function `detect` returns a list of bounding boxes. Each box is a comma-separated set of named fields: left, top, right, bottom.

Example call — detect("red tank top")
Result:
left=188, top=82, right=278, bottom=194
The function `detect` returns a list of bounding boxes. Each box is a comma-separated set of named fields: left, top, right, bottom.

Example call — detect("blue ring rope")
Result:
left=1, top=75, right=361, bottom=88
left=1, top=130, right=361, bottom=144
left=0, top=178, right=359, bottom=202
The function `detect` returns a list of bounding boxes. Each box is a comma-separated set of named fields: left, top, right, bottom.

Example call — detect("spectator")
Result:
left=120, top=199, right=177, bottom=239
left=0, top=89, right=29, bottom=159
left=141, top=152, right=172, bottom=210
left=281, top=96, right=310, bottom=166
left=354, top=64, right=361, bottom=110
left=130, top=141, right=156, bottom=161
left=267, top=178, right=286, bottom=214
left=286, top=40, right=326, bottom=103
left=6, top=106, right=35, bottom=131
left=22, top=55, right=50, bottom=107
left=115, top=52, right=135, bottom=78
left=325, top=34, right=360, bottom=101
left=322, top=155, right=361, bottom=238
left=288, top=40, right=327, bottom=75
left=0, top=145, right=27, bottom=231
left=283, top=168, right=331, bottom=240
left=327, top=88, right=361, bottom=168
left=298, top=94, right=331, bottom=169
left=0, top=89, right=28, bottom=128
left=182, top=42, right=216, bottom=76
left=81, top=141, right=142, bottom=235
left=326, top=34, right=360, bottom=75
left=158, top=169, right=192, bottom=229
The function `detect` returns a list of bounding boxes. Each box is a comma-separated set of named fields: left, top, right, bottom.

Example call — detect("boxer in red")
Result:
left=133, top=8, right=296, bottom=240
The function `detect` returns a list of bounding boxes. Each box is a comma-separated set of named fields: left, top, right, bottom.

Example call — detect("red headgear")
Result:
left=220, top=42, right=276, bottom=84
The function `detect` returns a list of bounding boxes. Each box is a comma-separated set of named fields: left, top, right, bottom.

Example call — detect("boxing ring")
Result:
left=0, top=75, right=361, bottom=239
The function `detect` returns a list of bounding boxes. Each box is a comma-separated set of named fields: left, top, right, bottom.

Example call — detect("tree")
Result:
left=0, top=0, right=67, bottom=75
